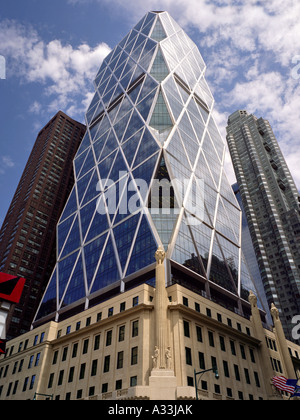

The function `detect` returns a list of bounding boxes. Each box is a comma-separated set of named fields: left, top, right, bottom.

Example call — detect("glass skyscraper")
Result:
left=227, top=110, right=300, bottom=343
left=34, top=11, right=264, bottom=326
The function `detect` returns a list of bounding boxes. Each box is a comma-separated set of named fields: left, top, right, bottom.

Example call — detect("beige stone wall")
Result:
left=0, top=281, right=299, bottom=400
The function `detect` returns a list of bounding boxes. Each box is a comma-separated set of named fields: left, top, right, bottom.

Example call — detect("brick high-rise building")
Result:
left=0, top=111, right=85, bottom=339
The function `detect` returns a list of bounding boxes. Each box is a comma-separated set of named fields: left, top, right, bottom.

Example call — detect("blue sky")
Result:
left=0, top=0, right=300, bottom=226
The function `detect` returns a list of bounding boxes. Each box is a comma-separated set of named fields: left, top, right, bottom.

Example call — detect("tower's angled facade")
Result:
left=227, top=110, right=300, bottom=343
left=34, top=11, right=266, bottom=327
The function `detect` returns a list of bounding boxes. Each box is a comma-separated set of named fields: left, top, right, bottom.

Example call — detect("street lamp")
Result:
left=194, top=366, right=219, bottom=400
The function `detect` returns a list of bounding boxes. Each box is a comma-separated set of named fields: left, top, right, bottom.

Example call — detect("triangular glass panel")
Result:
left=121, top=110, right=144, bottom=144
left=136, top=89, right=157, bottom=122
left=85, top=195, right=109, bottom=243
left=36, top=269, right=57, bottom=319
left=81, top=169, right=101, bottom=207
left=164, top=89, right=183, bottom=121
left=133, top=128, right=159, bottom=168
left=113, top=213, right=141, bottom=273
left=209, top=234, right=237, bottom=294
left=99, top=130, right=119, bottom=162
left=93, top=131, right=109, bottom=162
left=126, top=215, right=157, bottom=277
left=57, top=214, right=76, bottom=258
left=166, top=130, right=190, bottom=170
left=180, top=132, right=199, bottom=169
left=109, top=149, right=129, bottom=184
left=60, top=216, right=81, bottom=259
left=84, top=232, right=108, bottom=289
left=122, top=129, right=144, bottom=168
left=74, top=144, right=89, bottom=179
left=138, top=47, right=157, bottom=73
left=80, top=198, right=99, bottom=241
left=195, top=151, right=220, bottom=190
left=132, top=153, right=159, bottom=205
left=215, top=197, right=239, bottom=246
left=171, top=215, right=204, bottom=276
left=61, top=253, right=86, bottom=308
left=98, top=150, right=118, bottom=184
left=189, top=220, right=213, bottom=273
left=60, top=187, right=78, bottom=222
left=149, top=90, right=173, bottom=143
left=151, top=18, right=167, bottom=41
left=148, top=156, right=180, bottom=250
left=58, top=251, right=79, bottom=302
left=113, top=111, right=133, bottom=143
left=76, top=169, right=94, bottom=206
left=91, top=235, right=121, bottom=293
left=150, top=47, right=169, bottom=82
left=78, top=148, right=96, bottom=180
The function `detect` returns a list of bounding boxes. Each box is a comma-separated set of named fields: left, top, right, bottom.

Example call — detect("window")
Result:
left=91, top=360, right=98, bottom=376
left=104, top=356, right=110, bottom=373
left=62, top=347, right=68, bottom=362
left=223, top=360, right=230, bottom=378
left=131, top=347, right=138, bottom=365
left=130, top=376, right=137, bottom=387
left=244, top=368, right=251, bottom=384
left=183, top=297, right=189, bottom=307
left=48, top=373, right=54, bottom=389
left=94, top=335, right=101, bottom=351
left=132, top=320, right=139, bottom=338
left=234, top=365, right=240, bottom=381
left=195, top=302, right=200, bottom=312
left=240, top=344, right=246, bottom=360
left=185, top=347, right=192, bottom=366
left=133, top=296, right=139, bottom=307
left=116, top=380, right=122, bottom=391
left=83, top=339, right=89, bottom=354
left=196, top=326, right=203, bottom=342
left=102, top=383, right=108, bottom=394
left=230, top=340, right=236, bottom=356
left=106, top=330, right=112, bottom=346
left=119, top=326, right=125, bottom=342
left=108, top=307, right=114, bottom=317
left=208, top=331, right=214, bottom=347
left=79, top=363, right=86, bottom=379
left=254, top=372, right=261, bottom=388
left=184, top=321, right=190, bottom=338
left=58, top=370, right=64, bottom=386
left=199, top=352, right=205, bottom=370
left=68, top=367, right=75, bottom=383
left=72, top=343, right=78, bottom=358
left=120, top=302, right=126, bottom=312
left=117, top=351, right=124, bottom=370
left=219, top=336, right=226, bottom=352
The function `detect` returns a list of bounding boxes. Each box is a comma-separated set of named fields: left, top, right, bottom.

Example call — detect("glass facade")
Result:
left=35, top=11, right=263, bottom=323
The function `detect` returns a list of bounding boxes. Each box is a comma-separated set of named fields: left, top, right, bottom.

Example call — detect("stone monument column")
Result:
left=271, top=303, right=295, bottom=379
left=149, top=246, right=177, bottom=400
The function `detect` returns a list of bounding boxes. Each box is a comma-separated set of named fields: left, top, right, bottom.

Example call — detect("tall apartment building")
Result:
left=0, top=111, right=86, bottom=339
left=226, top=110, right=300, bottom=343
left=1, top=12, right=299, bottom=401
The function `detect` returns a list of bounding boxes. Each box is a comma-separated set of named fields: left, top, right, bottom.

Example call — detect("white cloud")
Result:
left=0, top=19, right=111, bottom=120
left=0, top=155, right=15, bottom=175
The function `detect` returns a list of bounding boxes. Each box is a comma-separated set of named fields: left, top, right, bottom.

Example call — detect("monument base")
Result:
left=149, top=369, right=177, bottom=400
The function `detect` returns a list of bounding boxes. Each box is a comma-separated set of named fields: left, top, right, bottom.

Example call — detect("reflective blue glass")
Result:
left=61, top=254, right=86, bottom=307
left=91, top=236, right=120, bottom=293
left=126, top=216, right=157, bottom=276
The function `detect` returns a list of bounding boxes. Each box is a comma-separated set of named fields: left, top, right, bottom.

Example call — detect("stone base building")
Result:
left=0, top=249, right=299, bottom=401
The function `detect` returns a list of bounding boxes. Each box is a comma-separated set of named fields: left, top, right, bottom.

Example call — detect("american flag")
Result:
left=272, top=376, right=298, bottom=394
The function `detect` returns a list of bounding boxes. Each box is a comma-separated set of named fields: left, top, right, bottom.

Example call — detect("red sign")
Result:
left=0, top=339, right=6, bottom=355
left=0, top=273, right=26, bottom=304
